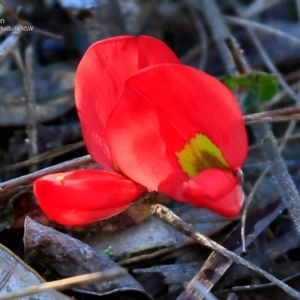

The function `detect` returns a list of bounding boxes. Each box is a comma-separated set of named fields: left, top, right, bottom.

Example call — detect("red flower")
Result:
left=103, top=64, right=248, bottom=217
left=34, top=35, right=247, bottom=225
left=33, top=36, right=180, bottom=225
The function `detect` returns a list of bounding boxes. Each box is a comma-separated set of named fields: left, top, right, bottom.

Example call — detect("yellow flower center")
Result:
left=176, top=134, right=229, bottom=177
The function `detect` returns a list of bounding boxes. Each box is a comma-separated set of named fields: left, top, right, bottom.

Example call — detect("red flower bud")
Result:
left=34, top=170, right=146, bottom=225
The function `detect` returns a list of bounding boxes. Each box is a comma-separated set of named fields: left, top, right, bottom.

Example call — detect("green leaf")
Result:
left=223, top=71, right=278, bottom=103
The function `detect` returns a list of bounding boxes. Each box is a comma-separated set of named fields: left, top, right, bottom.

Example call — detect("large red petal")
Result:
left=75, top=36, right=180, bottom=170
left=105, top=64, right=247, bottom=188
left=33, top=169, right=147, bottom=225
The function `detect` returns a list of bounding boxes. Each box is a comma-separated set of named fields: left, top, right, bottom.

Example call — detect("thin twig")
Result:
left=0, top=141, right=85, bottom=173
left=218, top=272, right=300, bottom=294
left=0, top=29, right=21, bottom=62
left=0, top=155, right=92, bottom=194
left=241, top=169, right=268, bottom=252
left=24, top=44, right=39, bottom=167
left=244, top=107, right=300, bottom=121
left=0, top=0, right=26, bottom=26
left=12, top=44, right=39, bottom=172
left=151, top=204, right=300, bottom=299
left=118, top=240, right=196, bottom=266
left=242, top=0, right=283, bottom=18
left=224, top=37, right=249, bottom=75
left=245, top=114, right=300, bottom=124
left=0, top=269, right=127, bottom=300
left=26, top=22, right=63, bottom=40
left=226, top=16, right=300, bottom=47
left=242, top=119, right=296, bottom=251
left=261, top=131, right=300, bottom=231
left=249, top=132, right=300, bottom=151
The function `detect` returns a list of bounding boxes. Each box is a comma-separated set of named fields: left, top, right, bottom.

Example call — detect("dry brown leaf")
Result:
left=24, top=217, right=153, bottom=299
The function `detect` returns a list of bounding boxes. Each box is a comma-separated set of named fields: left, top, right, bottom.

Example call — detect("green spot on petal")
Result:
left=176, top=134, right=229, bottom=177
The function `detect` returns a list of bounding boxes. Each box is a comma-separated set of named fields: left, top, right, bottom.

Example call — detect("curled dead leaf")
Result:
left=24, top=217, right=153, bottom=299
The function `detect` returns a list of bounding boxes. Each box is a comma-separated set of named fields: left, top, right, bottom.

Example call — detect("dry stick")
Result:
left=0, top=155, right=92, bottom=194
left=224, top=37, right=249, bottom=75
left=245, top=114, right=300, bottom=124
left=119, top=239, right=196, bottom=266
left=0, top=141, right=85, bottom=173
left=242, top=0, right=283, bottom=18
left=0, top=29, right=21, bottom=61
left=249, top=132, right=300, bottom=151
left=262, top=130, right=300, bottom=226
left=240, top=168, right=268, bottom=252
left=0, top=269, right=127, bottom=300
left=27, top=23, right=63, bottom=40
left=151, top=204, right=300, bottom=299
left=0, top=0, right=26, bottom=26
left=25, top=45, right=39, bottom=167
left=226, top=16, right=300, bottom=47
left=13, top=45, right=38, bottom=172
left=242, top=119, right=296, bottom=252
left=228, top=272, right=300, bottom=293
left=244, top=107, right=300, bottom=122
